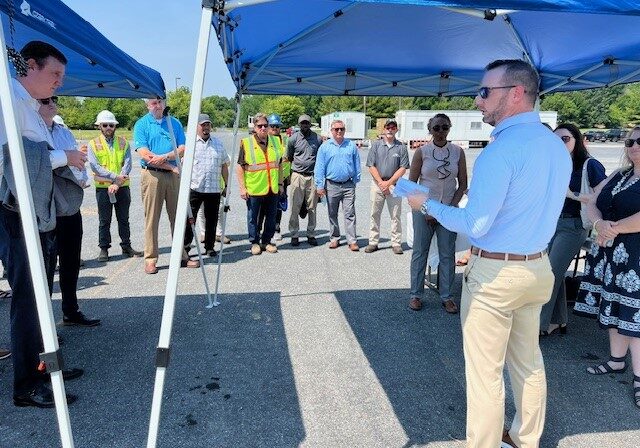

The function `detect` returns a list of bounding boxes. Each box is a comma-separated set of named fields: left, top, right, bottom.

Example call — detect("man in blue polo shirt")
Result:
left=133, top=98, right=199, bottom=274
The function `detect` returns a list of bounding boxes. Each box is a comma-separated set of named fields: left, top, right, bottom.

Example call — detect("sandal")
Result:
left=0, top=289, right=11, bottom=299
left=442, top=299, right=458, bottom=314
left=586, top=355, right=628, bottom=375
left=409, top=297, right=422, bottom=311
left=634, top=375, right=640, bottom=409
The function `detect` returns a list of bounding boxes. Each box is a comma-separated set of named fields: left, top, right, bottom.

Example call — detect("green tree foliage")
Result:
left=609, top=84, right=640, bottom=128
left=262, top=96, right=305, bottom=127
left=540, top=93, right=580, bottom=124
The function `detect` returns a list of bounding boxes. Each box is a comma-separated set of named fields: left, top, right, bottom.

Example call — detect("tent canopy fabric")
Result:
left=214, top=0, right=640, bottom=97
left=0, top=0, right=165, bottom=98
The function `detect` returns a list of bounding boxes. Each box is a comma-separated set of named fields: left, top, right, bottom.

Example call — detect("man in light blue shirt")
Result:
left=315, top=120, right=361, bottom=250
left=409, top=60, right=571, bottom=448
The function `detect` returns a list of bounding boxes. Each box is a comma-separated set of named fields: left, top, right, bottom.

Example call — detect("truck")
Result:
left=321, top=111, right=370, bottom=142
left=395, top=110, right=558, bottom=148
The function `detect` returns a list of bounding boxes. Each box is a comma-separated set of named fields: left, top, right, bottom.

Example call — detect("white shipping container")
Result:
left=321, top=111, right=370, bottom=140
left=395, top=110, right=558, bottom=147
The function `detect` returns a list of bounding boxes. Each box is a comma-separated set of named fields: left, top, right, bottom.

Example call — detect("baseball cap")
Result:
left=198, top=113, right=211, bottom=124
left=298, top=114, right=312, bottom=124
left=384, top=119, right=398, bottom=127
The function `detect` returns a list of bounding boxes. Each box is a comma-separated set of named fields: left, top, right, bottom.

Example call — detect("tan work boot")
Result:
left=251, top=244, right=262, bottom=255
left=265, top=244, right=278, bottom=253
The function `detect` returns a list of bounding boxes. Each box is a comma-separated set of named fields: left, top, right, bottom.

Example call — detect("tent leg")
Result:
left=208, top=94, right=243, bottom=308
left=146, top=5, right=214, bottom=448
left=0, top=20, right=74, bottom=448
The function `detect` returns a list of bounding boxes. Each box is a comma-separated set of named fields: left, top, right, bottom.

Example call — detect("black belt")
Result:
left=559, top=212, right=579, bottom=219
left=144, top=166, right=171, bottom=173
left=293, top=171, right=314, bottom=176
left=327, top=178, right=351, bottom=185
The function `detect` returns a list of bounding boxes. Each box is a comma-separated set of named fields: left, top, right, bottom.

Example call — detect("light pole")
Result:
left=174, top=77, right=181, bottom=91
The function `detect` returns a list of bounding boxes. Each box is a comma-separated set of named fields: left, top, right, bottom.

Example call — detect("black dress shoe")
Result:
left=122, top=246, right=143, bottom=258
left=307, top=237, right=318, bottom=246
left=14, top=385, right=77, bottom=408
left=45, top=368, right=84, bottom=382
left=63, top=312, right=101, bottom=327
left=207, top=249, right=218, bottom=257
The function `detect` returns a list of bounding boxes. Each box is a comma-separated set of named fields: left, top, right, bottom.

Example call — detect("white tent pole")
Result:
left=0, top=21, right=74, bottom=448
left=145, top=4, right=213, bottom=448
left=209, top=94, right=242, bottom=308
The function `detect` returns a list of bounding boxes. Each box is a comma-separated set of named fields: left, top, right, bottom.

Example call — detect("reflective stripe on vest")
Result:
left=89, top=135, right=130, bottom=188
left=242, top=135, right=281, bottom=196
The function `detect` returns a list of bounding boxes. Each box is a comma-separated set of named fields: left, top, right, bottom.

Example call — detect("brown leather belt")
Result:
left=471, top=246, right=546, bottom=261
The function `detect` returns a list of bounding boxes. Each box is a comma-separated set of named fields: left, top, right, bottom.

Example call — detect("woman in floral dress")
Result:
left=574, top=126, right=640, bottom=409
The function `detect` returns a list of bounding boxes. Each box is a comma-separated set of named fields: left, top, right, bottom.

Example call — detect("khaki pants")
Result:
left=288, top=172, right=317, bottom=238
left=141, top=169, right=180, bottom=263
left=461, top=254, right=554, bottom=448
left=369, top=182, right=402, bottom=246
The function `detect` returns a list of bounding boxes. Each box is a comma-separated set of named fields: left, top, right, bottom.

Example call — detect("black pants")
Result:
left=56, top=211, right=82, bottom=317
left=184, top=190, right=221, bottom=251
left=96, top=186, right=132, bottom=250
left=0, top=207, right=56, bottom=396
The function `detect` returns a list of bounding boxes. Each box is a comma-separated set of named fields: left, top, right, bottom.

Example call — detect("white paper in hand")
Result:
left=393, top=178, right=430, bottom=198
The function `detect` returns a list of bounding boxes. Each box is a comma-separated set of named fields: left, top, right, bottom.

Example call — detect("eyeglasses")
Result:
left=39, top=96, right=58, bottom=105
left=477, top=86, right=517, bottom=99
left=385, top=126, right=397, bottom=130
left=624, top=137, right=640, bottom=147
left=299, top=121, right=310, bottom=125
left=101, top=123, right=115, bottom=128
left=431, top=124, right=450, bottom=132
left=269, top=125, right=280, bottom=129
left=331, top=127, right=345, bottom=132
left=560, top=135, right=573, bottom=143
left=255, top=123, right=268, bottom=129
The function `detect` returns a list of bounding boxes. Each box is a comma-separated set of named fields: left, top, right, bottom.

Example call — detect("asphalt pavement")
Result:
left=0, top=135, right=637, bottom=447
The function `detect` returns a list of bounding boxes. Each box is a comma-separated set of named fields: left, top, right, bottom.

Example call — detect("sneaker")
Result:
left=63, top=312, right=101, bottom=327
left=364, top=244, right=378, bottom=253
left=275, top=232, right=282, bottom=241
left=291, top=237, right=300, bottom=247
left=251, top=244, right=262, bottom=255
left=122, top=246, right=143, bottom=257
left=0, top=349, right=11, bottom=360
left=307, top=237, right=318, bottom=246
left=97, top=248, right=108, bottom=262
left=265, top=244, right=278, bottom=253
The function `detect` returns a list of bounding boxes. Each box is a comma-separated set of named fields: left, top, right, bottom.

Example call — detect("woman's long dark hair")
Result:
left=555, top=123, right=591, bottom=171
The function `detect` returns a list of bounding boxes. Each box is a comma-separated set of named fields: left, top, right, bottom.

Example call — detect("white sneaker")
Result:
left=275, top=232, right=282, bottom=241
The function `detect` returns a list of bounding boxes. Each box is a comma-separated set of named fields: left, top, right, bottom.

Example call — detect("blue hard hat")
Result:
left=267, top=113, right=282, bottom=126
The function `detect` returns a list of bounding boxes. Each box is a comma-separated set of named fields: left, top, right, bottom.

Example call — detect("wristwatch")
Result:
left=420, top=200, right=429, bottom=216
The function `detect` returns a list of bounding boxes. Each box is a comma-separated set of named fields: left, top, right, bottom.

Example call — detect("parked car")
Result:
left=584, top=130, right=606, bottom=142
left=605, top=128, right=627, bottom=141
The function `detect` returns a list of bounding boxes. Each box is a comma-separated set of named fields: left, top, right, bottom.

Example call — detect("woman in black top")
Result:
left=540, top=123, right=605, bottom=336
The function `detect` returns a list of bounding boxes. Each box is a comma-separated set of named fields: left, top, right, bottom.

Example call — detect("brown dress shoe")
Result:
left=442, top=299, right=459, bottom=314
left=145, top=263, right=158, bottom=274
left=364, top=244, right=378, bottom=253
left=392, top=246, right=404, bottom=255
left=502, top=430, right=519, bottom=448
left=329, top=240, right=339, bottom=249
left=181, top=259, right=200, bottom=268
left=409, top=297, right=422, bottom=311
left=349, top=243, right=360, bottom=252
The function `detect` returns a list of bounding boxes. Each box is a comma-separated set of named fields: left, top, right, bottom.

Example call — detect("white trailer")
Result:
left=395, top=110, right=558, bottom=148
left=321, top=111, right=370, bottom=140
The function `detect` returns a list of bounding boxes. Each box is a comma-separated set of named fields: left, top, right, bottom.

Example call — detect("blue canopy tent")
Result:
left=0, top=2, right=166, bottom=447
left=0, top=0, right=165, bottom=97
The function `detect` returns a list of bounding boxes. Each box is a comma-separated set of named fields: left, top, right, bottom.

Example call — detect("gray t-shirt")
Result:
left=366, top=139, right=409, bottom=180
left=287, top=130, right=321, bottom=174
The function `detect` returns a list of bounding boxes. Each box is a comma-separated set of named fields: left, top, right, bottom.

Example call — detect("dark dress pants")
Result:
left=56, top=211, right=83, bottom=317
left=96, top=186, right=132, bottom=250
left=184, top=190, right=222, bottom=251
left=247, top=193, right=278, bottom=245
left=0, top=206, right=56, bottom=396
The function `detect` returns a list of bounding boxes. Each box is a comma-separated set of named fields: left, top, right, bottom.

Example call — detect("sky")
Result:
left=63, top=0, right=238, bottom=98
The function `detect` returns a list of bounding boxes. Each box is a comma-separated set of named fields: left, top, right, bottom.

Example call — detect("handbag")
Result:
left=579, top=158, right=593, bottom=230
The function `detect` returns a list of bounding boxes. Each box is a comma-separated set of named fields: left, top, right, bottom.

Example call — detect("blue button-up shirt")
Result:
left=133, top=113, right=185, bottom=168
left=314, top=138, right=361, bottom=188
left=427, top=111, right=571, bottom=254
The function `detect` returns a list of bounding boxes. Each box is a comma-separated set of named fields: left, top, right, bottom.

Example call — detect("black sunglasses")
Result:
left=39, top=96, right=58, bottom=105
left=332, top=127, right=345, bottom=132
left=624, top=137, right=640, bottom=147
left=477, top=85, right=517, bottom=99
left=255, top=123, right=268, bottom=129
left=560, top=135, right=573, bottom=143
left=431, top=124, right=450, bottom=132
left=101, top=123, right=115, bottom=128
left=269, top=125, right=280, bottom=129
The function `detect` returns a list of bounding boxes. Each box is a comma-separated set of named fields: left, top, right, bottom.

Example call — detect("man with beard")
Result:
left=287, top=114, right=321, bottom=246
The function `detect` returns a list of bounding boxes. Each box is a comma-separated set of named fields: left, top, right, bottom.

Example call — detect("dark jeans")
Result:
left=258, top=194, right=284, bottom=233
left=0, top=206, right=56, bottom=396
left=247, top=194, right=278, bottom=245
left=56, top=211, right=82, bottom=317
left=184, top=190, right=221, bottom=251
left=96, top=186, right=132, bottom=249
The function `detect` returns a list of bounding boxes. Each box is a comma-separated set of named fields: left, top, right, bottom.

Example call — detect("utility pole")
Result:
left=174, top=77, right=181, bottom=91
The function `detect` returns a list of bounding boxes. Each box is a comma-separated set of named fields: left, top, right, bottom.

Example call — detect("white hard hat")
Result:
left=95, top=110, right=119, bottom=125
left=52, top=115, right=66, bottom=127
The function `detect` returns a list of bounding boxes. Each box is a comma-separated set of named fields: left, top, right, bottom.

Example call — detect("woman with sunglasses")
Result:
left=408, top=113, right=467, bottom=314
left=573, top=127, right=640, bottom=409
left=540, top=124, right=606, bottom=337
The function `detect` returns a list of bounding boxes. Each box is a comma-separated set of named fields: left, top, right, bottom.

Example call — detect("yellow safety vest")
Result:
left=277, top=135, right=291, bottom=179
left=242, top=135, right=281, bottom=196
left=89, top=135, right=130, bottom=188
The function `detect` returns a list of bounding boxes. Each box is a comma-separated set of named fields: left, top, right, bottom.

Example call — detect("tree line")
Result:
left=58, top=84, right=640, bottom=130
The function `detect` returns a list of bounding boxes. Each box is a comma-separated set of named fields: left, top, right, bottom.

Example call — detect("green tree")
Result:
left=610, top=84, right=640, bottom=127
left=540, top=94, right=580, bottom=124
left=166, top=86, right=192, bottom=124
left=262, top=96, right=305, bottom=127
